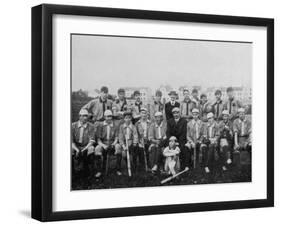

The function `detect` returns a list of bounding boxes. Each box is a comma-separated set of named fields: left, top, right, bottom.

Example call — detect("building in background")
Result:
left=204, top=86, right=251, bottom=104
left=79, top=85, right=251, bottom=106
left=122, top=87, right=153, bottom=104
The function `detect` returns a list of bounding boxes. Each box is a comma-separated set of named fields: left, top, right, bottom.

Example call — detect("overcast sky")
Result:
left=72, top=34, right=252, bottom=93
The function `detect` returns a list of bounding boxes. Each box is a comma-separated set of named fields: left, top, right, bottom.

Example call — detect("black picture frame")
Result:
left=31, top=4, right=274, bottom=222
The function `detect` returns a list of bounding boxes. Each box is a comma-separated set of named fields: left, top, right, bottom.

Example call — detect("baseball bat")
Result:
left=125, top=138, right=132, bottom=177
left=160, top=168, right=189, bottom=184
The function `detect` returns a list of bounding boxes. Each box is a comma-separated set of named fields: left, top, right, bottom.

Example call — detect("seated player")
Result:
left=218, top=110, right=233, bottom=171
left=202, top=112, right=219, bottom=173
left=148, top=111, right=167, bottom=173
left=95, top=110, right=122, bottom=176
left=233, top=108, right=252, bottom=154
left=185, top=108, right=205, bottom=168
left=72, top=109, right=96, bottom=177
left=118, top=111, right=139, bottom=174
left=135, top=107, right=151, bottom=171
left=163, top=136, right=180, bottom=175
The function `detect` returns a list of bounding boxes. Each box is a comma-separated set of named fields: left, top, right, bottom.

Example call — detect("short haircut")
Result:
left=226, top=87, right=234, bottom=92
left=215, top=89, right=222, bottom=95
left=100, top=86, right=109, bottom=93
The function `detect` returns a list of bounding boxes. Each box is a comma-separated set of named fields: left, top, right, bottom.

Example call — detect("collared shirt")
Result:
left=119, top=122, right=138, bottom=146
left=218, top=120, right=233, bottom=138
left=149, top=101, right=165, bottom=121
left=204, top=121, right=219, bottom=139
left=233, top=117, right=251, bottom=137
left=78, top=122, right=87, bottom=143
left=82, top=97, right=113, bottom=122
left=223, top=98, right=243, bottom=120
left=166, top=117, right=187, bottom=144
left=96, top=121, right=118, bottom=144
left=180, top=99, right=196, bottom=120
left=165, top=101, right=180, bottom=121
left=72, top=121, right=95, bottom=147
left=199, top=101, right=210, bottom=121
left=131, top=101, right=146, bottom=120
left=191, top=97, right=200, bottom=108
left=187, top=119, right=204, bottom=142
left=113, top=98, right=128, bottom=119
left=212, top=100, right=224, bottom=120
left=148, top=121, right=167, bottom=140
left=135, top=119, right=151, bottom=140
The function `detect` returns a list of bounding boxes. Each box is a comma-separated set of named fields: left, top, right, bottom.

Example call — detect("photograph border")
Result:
left=32, top=4, right=274, bottom=221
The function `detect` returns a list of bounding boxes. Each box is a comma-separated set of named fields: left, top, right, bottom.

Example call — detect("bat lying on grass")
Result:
left=161, top=168, right=189, bottom=184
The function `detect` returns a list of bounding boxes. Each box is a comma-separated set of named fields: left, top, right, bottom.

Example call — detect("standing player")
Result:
left=149, top=90, right=165, bottom=122
left=224, top=87, right=243, bottom=121
left=191, top=88, right=200, bottom=108
left=212, top=89, right=224, bottom=121
left=165, top=90, right=180, bottom=121
left=81, top=86, right=113, bottom=124
left=131, top=90, right=146, bottom=124
left=180, top=88, right=196, bottom=122
left=199, top=93, right=211, bottom=122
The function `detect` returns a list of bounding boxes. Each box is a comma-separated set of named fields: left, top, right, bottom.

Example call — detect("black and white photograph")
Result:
left=71, top=34, right=252, bottom=190
left=30, top=3, right=274, bottom=221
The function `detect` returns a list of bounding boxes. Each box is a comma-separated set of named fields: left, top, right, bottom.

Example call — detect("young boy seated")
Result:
left=163, top=136, right=180, bottom=175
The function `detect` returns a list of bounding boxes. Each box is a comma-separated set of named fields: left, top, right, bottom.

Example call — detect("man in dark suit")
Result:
left=165, top=90, right=180, bottom=121
left=166, top=107, right=189, bottom=171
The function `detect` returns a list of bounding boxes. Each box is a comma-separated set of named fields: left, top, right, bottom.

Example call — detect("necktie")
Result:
left=195, top=122, right=199, bottom=139
left=137, top=103, right=141, bottom=113
left=126, top=127, right=130, bottom=140
left=229, top=99, right=232, bottom=114
left=186, top=102, right=189, bottom=116
left=158, top=126, right=162, bottom=139
left=106, top=125, right=110, bottom=140
left=79, top=126, right=84, bottom=143
left=121, top=101, right=125, bottom=111
left=209, top=125, right=213, bottom=138
left=102, top=102, right=106, bottom=114
left=241, top=121, right=245, bottom=136
left=216, top=102, right=220, bottom=118
left=142, top=122, right=147, bottom=138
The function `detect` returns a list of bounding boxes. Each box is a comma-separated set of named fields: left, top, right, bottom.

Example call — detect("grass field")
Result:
left=71, top=153, right=251, bottom=190
left=71, top=98, right=251, bottom=190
